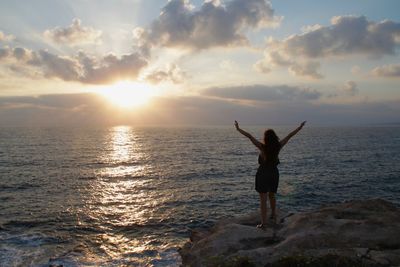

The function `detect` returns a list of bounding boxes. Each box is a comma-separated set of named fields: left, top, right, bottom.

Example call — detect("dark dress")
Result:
left=255, top=152, right=280, bottom=193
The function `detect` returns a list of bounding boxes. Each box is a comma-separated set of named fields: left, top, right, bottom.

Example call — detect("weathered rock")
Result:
left=180, top=199, right=400, bottom=267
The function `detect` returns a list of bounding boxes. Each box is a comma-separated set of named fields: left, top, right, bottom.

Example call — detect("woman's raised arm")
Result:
left=280, top=121, right=306, bottom=147
left=234, top=120, right=263, bottom=150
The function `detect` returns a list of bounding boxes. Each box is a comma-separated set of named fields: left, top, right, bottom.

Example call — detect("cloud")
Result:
left=255, top=51, right=323, bottom=79
left=371, top=64, right=400, bottom=78
left=76, top=51, right=148, bottom=84
left=0, top=31, right=15, bottom=42
left=288, top=61, right=323, bottom=79
left=256, top=16, right=400, bottom=78
left=12, top=47, right=31, bottom=60
left=28, top=50, right=82, bottom=81
left=0, top=47, right=11, bottom=59
left=341, top=81, right=358, bottom=96
left=136, top=0, right=281, bottom=50
left=0, top=93, right=104, bottom=109
left=203, top=84, right=321, bottom=102
left=0, top=47, right=41, bottom=63
left=276, top=16, right=400, bottom=58
left=0, top=47, right=148, bottom=84
left=144, top=64, right=186, bottom=84
left=44, top=18, right=102, bottom=45
left=253, top=60, right=271, bottom=74
left=300, top=24, right=323, bottom=33
left=0, top=47, right=35, bottom=61
left=266, top=50, right=292, bottom=66
left=351, top=65, right=362, bottom=75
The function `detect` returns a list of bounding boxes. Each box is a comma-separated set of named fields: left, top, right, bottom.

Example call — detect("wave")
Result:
left=1, top=218, right=61, bottom=229
left=0, top=183, right=40, bottom=191
left=86, top=161, right=141, bottom=168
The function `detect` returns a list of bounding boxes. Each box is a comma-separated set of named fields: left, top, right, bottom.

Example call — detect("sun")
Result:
left=98, top=81, right=156, bottom=108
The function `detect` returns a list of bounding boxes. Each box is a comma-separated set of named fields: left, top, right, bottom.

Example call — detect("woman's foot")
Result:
left=270, top=214, right=277, bottom=223
left=256, top=223, right=266, bottom=229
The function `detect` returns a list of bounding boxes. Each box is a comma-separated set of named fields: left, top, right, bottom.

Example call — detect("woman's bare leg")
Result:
left=259, top=193, right=268, bottom=225
left=268, top=192, right=276, bottom=219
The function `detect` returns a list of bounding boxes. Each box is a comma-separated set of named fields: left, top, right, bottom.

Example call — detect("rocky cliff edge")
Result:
left=180, top=199, right=400, bottom=267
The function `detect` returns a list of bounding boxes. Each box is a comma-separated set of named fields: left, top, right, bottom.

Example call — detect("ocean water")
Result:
left=0, top=125, right=399, bottom=266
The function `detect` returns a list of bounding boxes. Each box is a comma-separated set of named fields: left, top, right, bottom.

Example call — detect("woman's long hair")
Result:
left=261, top=129, right=281, bottom=163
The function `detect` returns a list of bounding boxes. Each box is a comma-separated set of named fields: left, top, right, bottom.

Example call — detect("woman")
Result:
left=234, top=120, right=306, bottom=228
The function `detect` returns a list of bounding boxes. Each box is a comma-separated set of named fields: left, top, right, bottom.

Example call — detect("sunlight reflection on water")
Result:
left=81, top=126, right=179, bottom=265
left=110, top=126, right=136, bottom=162
left=98, top=126, right=147, bottom=177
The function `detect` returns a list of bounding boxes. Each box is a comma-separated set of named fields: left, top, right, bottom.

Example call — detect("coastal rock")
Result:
left=180, top=199, right=400, bottom=267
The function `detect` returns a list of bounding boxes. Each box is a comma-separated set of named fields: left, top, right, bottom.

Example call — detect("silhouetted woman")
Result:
left=234, top=120, right=306, bottom=228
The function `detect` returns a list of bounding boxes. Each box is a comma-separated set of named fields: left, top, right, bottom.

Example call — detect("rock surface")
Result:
left=180, top=199, right=400, bottom=267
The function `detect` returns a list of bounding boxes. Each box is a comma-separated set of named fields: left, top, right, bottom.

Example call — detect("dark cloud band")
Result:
left=203, top=84, right=321, bottom=102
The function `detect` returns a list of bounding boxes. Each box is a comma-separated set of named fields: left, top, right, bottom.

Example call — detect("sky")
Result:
left=0, top=0, right=399, bottom=126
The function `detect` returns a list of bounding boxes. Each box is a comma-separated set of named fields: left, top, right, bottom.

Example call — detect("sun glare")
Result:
left=98, top=81, right=156, bottom=108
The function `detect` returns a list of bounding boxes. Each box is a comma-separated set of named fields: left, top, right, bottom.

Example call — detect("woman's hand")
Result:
left=280, top=121, right=306, bottom=146
left=234, top=120, right=263, bottom=149
left=234, top=120, right=239, bottom=130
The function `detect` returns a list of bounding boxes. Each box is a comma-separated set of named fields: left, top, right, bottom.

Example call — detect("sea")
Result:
left=0, top=125, right=399, bottom=266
